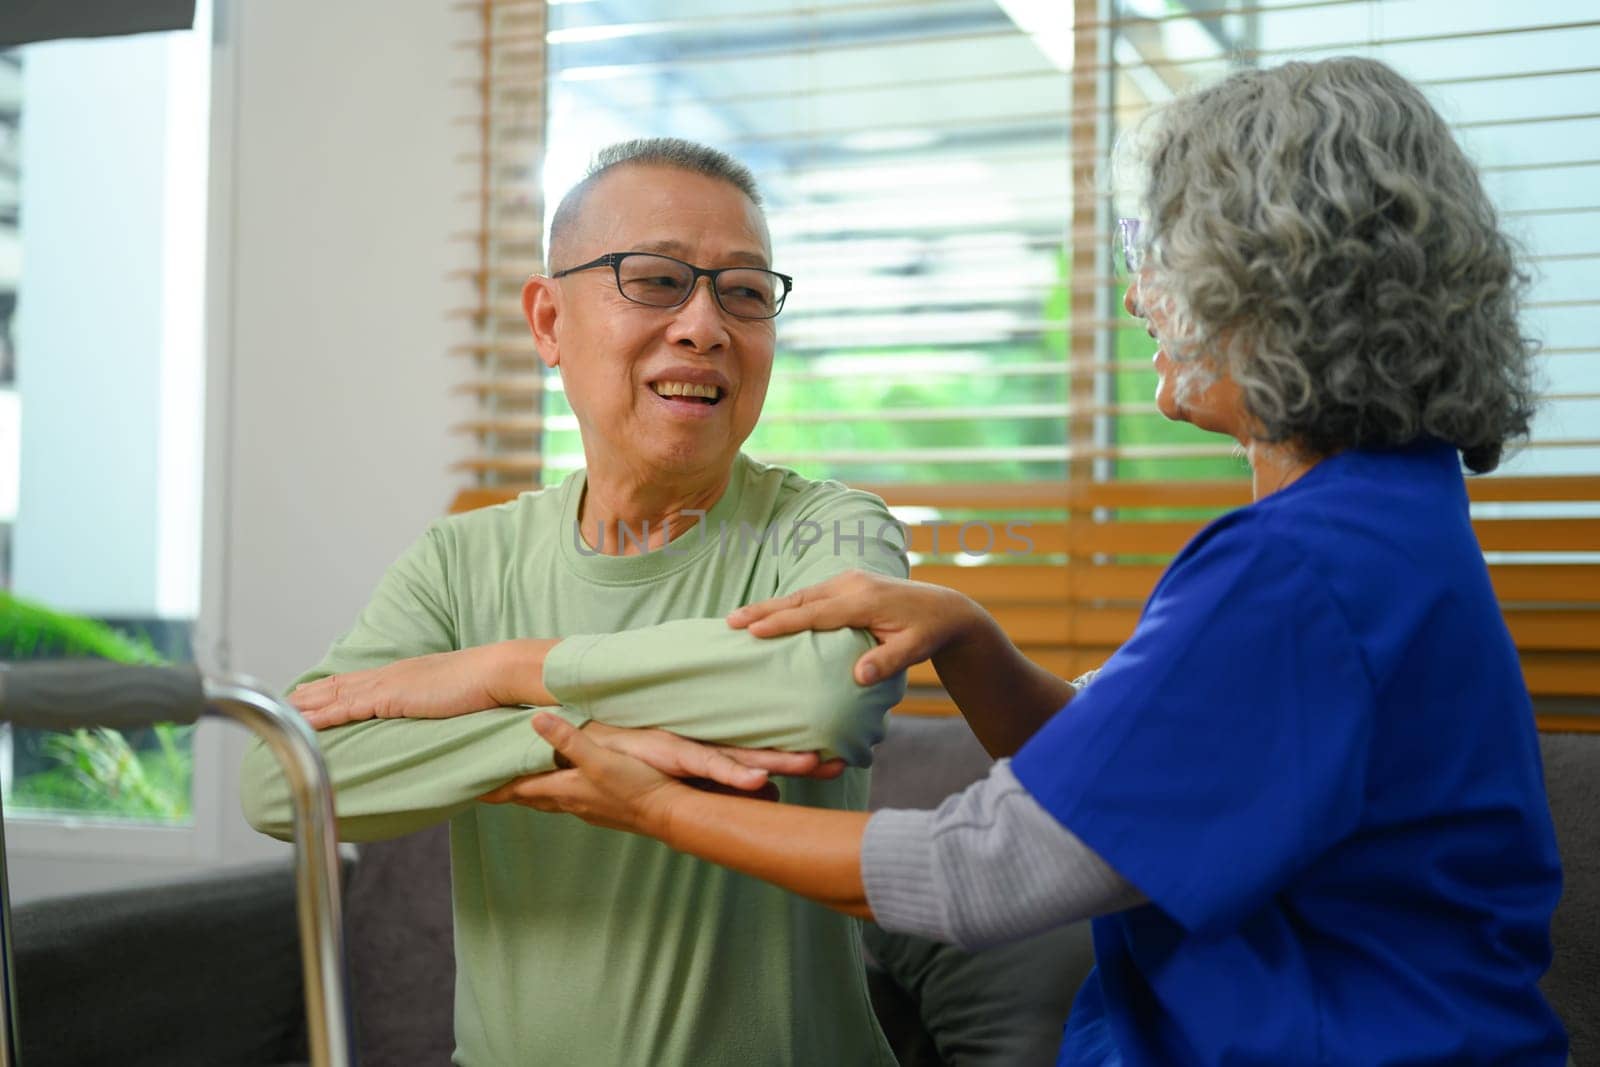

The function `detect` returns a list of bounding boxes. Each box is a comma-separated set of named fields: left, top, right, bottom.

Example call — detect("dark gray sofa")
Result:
left=10, top=718, right=1597, bottom=1066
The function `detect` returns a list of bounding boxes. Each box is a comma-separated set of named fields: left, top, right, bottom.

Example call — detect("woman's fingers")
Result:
left=684, top=746, right=771, bottom=793
left=808, top=757, right=848, bottom=781
left=705, top=746, right=847, bottom=781
left=726, top=588, right=809, bottom=630
left=741, top=599, right=856, bottom=639
left=731, top=571, right=907, bottom=640
left=852, top=632, right=929, bottom=685
left=533, top=712, right=600, bottom=767
left=727, top=575, right=852, bottom=631
left=478, top=780, right=518, bottom=804
left=711, top=746, right=821, bottom=777
left=585, top=722, right=771, bottom=791
left=515, top=715, right=689, bottom=834
left=480, top=768, right=580, bottom=806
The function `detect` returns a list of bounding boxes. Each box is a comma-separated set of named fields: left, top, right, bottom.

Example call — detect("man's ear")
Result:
left=523, top=274, right=561, bottom=369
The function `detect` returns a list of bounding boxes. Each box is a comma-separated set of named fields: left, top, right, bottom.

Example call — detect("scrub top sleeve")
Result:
left=1010, top=517, right=1374, bottom=936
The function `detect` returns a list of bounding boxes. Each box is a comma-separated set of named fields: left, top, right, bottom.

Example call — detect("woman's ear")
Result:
left=523, top=275, right=561, bottom=369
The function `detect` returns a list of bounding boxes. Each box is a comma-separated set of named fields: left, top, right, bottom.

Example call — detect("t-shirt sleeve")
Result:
left=1009, top=514, right=1374, bottom=936
left=239, top=523, right=584, bottom=842
left=773, top=482, right=911, bottom=590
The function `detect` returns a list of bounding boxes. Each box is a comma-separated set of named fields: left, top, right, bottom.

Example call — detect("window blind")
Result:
left=450, top=0, right=551, bottom=486
left=1057, top=0, right=1600, bottom=707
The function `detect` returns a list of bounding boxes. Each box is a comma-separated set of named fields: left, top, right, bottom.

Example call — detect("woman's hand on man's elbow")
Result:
left=728, top=570, right=982, bottom=685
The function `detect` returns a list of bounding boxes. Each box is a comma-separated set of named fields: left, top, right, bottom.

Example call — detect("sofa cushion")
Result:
left=867, top=714, right=996, bottom=813
left=1540, top=730, right=1598, bottom=1064
left=865, top=953, right=944, bottom=1066
left=864, top=918, right=1092, bottom=1067
left=343, top=822, right=456, bottom=1066
left=866, top=714, right=1091, bottom=1066
left=12, top=862, right=308, bottom=1067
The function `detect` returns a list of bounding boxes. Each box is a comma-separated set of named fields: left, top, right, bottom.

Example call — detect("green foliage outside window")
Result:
left=0, top=590, right=194, bottom=822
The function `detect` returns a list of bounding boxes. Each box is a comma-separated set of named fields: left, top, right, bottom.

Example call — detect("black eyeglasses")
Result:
left=552, top=252, right=793, bottom=320
left=1117, top=217, right=1146, bottom=276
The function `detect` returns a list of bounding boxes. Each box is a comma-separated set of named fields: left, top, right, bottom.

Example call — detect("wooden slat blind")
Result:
left=451, top=0, right=550, bottom=487
left=869, top=477, right=1600, bottom=718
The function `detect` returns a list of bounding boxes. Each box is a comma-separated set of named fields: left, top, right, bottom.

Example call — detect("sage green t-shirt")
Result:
left=240, top=454, right=908, bottom=1066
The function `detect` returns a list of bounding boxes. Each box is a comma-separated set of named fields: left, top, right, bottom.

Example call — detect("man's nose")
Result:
left=668, top=277, right=732, bottom=351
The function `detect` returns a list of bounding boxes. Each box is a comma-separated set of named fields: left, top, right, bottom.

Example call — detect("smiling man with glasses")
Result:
left=241, top=138, right=907, bottom=1066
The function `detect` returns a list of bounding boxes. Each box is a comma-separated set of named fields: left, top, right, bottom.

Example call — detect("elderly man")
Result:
left=239, top=138, right=906, bottom=1065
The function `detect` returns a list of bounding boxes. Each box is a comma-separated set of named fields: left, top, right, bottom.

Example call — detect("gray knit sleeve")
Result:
left=861, top=760, right=1144, bottom=950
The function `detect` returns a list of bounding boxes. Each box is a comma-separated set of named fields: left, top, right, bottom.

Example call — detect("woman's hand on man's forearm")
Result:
left=485, top=714, right=873, bottom=917
left=289, top=638, right=560, bottom=730
left=482, top=718, right=846, bottom=804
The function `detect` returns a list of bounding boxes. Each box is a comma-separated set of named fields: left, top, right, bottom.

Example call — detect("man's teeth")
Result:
left=652, top=381, right=721, bottom=401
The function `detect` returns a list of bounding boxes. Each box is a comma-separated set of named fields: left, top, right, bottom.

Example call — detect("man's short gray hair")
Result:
left=548, top=138, right=763, bottom=268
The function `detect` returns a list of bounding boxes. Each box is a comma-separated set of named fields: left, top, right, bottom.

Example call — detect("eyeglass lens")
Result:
left=616, top=253, right=782, bottom=318
left=1117, top=218, right=1143, bottom=276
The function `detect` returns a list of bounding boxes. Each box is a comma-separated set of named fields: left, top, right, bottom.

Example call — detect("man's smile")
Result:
left=645, top=366, right=731, bottom=414
left=651, top=380, right=724, bottom=404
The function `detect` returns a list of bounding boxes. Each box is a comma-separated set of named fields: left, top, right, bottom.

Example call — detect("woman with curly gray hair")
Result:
left=1130, top=54, right=1537, bottom=483
left=490, top=58, right=1568, bottom=1065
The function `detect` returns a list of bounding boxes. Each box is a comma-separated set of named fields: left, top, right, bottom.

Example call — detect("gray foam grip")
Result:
left=0, top=661, right=206, bottom=729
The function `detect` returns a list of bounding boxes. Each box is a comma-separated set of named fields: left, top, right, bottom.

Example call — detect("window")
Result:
left=1, top=50, right=16, bottom=587
left=454, top=1, right=1600, bottom=708
left=1, top=12, right=211, bottom=823
left=456, top=0, right=1238, bottom=488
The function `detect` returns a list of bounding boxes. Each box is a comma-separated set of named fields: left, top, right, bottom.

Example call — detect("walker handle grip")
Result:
left=0, top=661, right=206, bottom=729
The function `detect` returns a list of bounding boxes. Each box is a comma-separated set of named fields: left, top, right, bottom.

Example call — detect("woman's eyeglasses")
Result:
left=1117, top=218, right=1145, bottom=277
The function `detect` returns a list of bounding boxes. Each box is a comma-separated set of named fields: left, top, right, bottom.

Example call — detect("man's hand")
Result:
left=290, top=639, right=559, bottom=730
left=727, top=570, right=982, bottom=684
left=480, top=718, right=846, bottom=807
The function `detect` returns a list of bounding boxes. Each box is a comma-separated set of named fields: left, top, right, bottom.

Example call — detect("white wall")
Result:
left=9, top=0, right=477, bottom=902
left=214, top=0, right=473, bottom=689
left=205, top=0, right=476, bottom=871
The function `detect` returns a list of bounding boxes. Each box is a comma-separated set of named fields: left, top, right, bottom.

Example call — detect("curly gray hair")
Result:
left=1136, top=57, right=1537, bottom=473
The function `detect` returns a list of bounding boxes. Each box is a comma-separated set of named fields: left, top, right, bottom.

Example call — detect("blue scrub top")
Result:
left=1011, top=443, right=1567, bottom=1066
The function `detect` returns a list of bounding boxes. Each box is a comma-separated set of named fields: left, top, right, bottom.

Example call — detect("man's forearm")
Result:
left=240, top=704, right=586, bottom=842
left=487, top=637, right=559, bottom=706
left=933, top=612, right=1079, bottom=758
